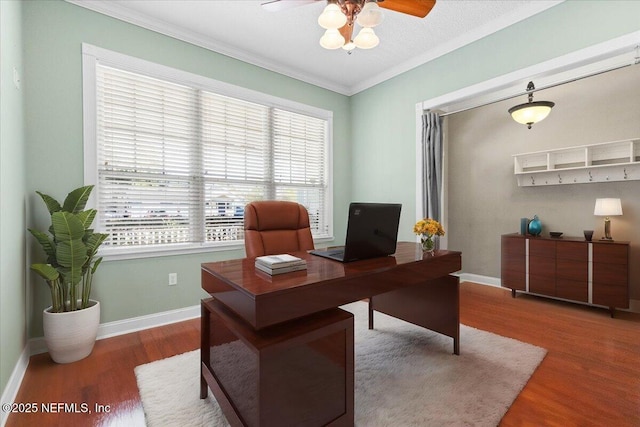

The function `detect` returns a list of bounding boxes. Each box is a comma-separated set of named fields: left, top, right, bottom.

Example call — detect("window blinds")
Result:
left=95, top=64, right=329, bottom=249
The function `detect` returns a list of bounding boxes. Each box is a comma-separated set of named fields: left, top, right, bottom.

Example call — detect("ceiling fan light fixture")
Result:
left=356, top=1, right=383, bottom=28
left=318, top=3, right=347, bottom=29
left=353, top=27, right=379, bottom=49
left=319, top=28, right=346, bottom=49
left=508, top=81, right=555, bottom=129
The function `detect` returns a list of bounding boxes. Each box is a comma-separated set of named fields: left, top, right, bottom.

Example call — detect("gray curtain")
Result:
left=421, top=112, right=443, bottom=244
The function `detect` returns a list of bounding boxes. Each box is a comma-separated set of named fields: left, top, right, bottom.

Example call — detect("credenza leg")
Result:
left=610, top=307, right=615, bottom=318
left=511, top=289, right=516, bottom=298
left=368, top=298, right=374, bottom=330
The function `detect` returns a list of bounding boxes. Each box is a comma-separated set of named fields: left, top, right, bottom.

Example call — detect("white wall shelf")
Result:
left=513, top=138, right=640, bottom=186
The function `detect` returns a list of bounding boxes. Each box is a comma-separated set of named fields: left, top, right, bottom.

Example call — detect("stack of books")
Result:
left=255, top=254, right=307, bottom=275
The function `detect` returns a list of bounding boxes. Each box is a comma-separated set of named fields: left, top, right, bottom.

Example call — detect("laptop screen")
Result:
left=342, top=202, right=402, bottom=262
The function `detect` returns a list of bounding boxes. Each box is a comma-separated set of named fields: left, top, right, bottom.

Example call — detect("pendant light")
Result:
left=508, top=81, right=555, bottom=129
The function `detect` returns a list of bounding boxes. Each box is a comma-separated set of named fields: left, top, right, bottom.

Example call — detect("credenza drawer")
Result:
left=556, top=241, right=588, bottom=262
left=529, top=239, right=556, bottom=258
left=593, top=263, right=628, bottom=285
left=502, top=269, right=525, bottom=291
left=529, top=256, right=556, bottom=278
left=593, top=244, right=628, bottom=265
left=593, top=283, right=629, bottom=308
left=529, top=275, right=555, bottom=296
left=502, top=251, right=525, bottom=273
left=556, top=259, right=588, bottom=282
left=556, top=278, right=588, bottom=302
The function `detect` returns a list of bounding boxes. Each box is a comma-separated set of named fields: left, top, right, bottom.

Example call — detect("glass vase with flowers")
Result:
left=413, top=218, right=445, bottom=254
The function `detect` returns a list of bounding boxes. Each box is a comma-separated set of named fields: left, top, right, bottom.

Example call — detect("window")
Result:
left=83, top=45, right=332, bottom=259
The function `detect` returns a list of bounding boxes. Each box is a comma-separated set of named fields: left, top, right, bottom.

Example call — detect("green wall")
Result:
left=22, top=0, right=351, bottom=338
left=350, top=0, right=640, bottom=241
left=0, top=0, right=26, bottom=398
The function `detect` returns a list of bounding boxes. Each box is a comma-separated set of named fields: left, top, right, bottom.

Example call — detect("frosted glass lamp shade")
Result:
left=594, top=198, right=623, bottom=216
left=320, top=29, right=345, bottom=49
left=354, top=27, right=379, bottom=49
left=318, top=4, right=347, bottom=29
left=356, top=1, right=384, bottom=28
left=508, top=101, right=554, bottom=128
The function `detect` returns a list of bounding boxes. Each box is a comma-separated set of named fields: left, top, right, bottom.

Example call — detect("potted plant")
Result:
left=29, top=185, right=109, bottom=363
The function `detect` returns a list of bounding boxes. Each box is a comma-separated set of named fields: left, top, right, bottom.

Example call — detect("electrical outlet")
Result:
left=168, top=273, right=177, bottom=286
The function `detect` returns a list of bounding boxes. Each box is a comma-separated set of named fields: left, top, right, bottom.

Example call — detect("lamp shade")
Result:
left=356, top=1, right=384, bottom=28
left=318, top=3, right=347, bottom=29
left=594, top=198, right=623, bottom=216
left=508, top=101, right=554, bottom=127
left=353, top=27, right=379, bottom=49
left=319, top=29, right=345, bottom=49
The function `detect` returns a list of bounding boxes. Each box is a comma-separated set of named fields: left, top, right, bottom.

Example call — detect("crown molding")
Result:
left=67, top=1, right=562, bottom=96
left=349, top=1, right=564, bottom=95
left=66, top=0, right=352, bottom=95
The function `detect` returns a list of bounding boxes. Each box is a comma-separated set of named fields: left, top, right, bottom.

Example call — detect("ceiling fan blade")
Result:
left=378, top=0, right=436, bottom=18
left=261, top=0, right=319, bottom=12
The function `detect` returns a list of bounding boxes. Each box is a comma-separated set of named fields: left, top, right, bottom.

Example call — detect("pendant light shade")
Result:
left=318, top=3, right=347, bottom=29
left=354, top=27, right=379, bottom=49
left=319, top=29, right=345, bottom=49
left=508, top=81, right=555, bottom=129
left=356, top=1, right=383, bottom=28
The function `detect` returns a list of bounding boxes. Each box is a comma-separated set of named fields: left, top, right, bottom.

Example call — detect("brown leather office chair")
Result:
left=243, top=201, right=315, bottom=258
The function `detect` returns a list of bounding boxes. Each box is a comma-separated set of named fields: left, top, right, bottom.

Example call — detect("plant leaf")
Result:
left=51, top=211, right=85, bottom=241
left=28, top=228, right=56, bottom=262
left=30, top=264, right=60, bottom=281
left=77, top=209, right=97, bottom=230
left=36, top=191, right=61, bottom=214
left=52, top=212, right=88, bottom=286
left=91, top=257, right=103, bottom=274
left=62, top=185, right=94, bottom=213
left=86, top=233, right=109, bottom=257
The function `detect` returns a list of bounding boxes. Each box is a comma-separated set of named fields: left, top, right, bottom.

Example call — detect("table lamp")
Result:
left=593, top=198, right=622, bottom=240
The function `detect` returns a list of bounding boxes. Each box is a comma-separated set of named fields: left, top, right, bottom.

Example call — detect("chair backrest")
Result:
left=243, top=201, right=315, bottom=258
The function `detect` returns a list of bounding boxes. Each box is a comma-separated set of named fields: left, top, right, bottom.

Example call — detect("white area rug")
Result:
left=135, top=302, right=546, bottom=426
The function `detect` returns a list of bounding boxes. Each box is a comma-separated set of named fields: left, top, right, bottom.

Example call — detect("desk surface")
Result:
left=202, top=242, right=461, bottom=329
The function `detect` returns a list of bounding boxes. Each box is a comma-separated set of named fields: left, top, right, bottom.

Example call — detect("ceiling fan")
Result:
left=262, top=0, right=437, bottom=52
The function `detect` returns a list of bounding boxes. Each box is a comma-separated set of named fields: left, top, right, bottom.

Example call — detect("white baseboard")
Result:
left=29, top=304, right=201, bottom=355
left=455, top=272, right=502, bottom=288
left=0, top=346, right=30, bottom=427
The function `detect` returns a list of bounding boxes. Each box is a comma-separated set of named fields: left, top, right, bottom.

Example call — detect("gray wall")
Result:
left=447, top=64, right=640, bottom=299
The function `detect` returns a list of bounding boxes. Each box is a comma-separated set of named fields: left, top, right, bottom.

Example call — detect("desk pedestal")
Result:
left=201, top=298, right=354, bottom=427
left=371, top=275, right=460, bottom=354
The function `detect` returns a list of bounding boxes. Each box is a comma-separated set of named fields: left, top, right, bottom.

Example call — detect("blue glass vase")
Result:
left=528, top=215, right=542, bottom=236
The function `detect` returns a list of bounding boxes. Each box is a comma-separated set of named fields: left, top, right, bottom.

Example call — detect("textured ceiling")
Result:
left=70, top=0, right=563, bottom=95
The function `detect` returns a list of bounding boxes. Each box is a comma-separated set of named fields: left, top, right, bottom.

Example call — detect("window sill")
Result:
left=99, top=236, right=335, bottom=262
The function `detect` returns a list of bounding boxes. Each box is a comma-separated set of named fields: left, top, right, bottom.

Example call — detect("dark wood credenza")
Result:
left=501, top=233, right=629, bottom=316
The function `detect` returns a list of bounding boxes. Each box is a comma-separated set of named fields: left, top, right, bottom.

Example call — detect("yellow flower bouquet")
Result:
left=413, top=218, right=445, bottom=252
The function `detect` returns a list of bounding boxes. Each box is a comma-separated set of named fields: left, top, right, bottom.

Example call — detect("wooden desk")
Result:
left=201, top=242, right=462, bottom=426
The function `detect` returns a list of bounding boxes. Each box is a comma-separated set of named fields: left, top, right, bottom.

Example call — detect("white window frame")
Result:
left=82, top=44, right=333, bottom=260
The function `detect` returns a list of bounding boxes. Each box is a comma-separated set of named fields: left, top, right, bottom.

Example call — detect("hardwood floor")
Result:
left=6, top=282, right=640, bottom=426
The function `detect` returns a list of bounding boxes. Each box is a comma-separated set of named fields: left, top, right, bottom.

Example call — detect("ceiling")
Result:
left=69, top=0, right=564, bottom=95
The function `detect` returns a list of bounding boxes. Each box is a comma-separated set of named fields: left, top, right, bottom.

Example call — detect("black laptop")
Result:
left=310, top=202, right=402, bottom=262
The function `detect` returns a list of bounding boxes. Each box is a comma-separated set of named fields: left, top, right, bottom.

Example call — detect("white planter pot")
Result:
left=42, top=300, right=100, bottom=364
